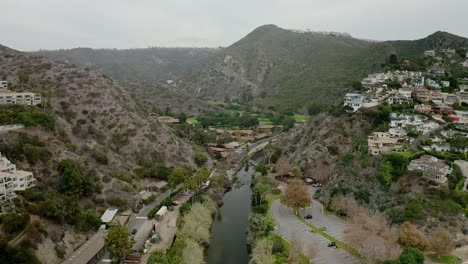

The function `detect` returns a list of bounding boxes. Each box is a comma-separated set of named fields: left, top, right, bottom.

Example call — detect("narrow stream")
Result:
left=206, top=163, right=254, bottom=264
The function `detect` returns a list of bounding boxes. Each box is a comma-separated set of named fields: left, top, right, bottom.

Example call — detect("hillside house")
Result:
left=343, top=93, right=364, bottom=112
left=426, top=78, right=441, bottom=90
left=408, top=155, right=452, bottom=184
left=413, top=88, right=432, bottom=102
left=431, top=91, right=444, bottom=104
left=459, top=93, right=468, bottom=104
left=434, top=105, right=454, bottom=115
left=368, top=132, right=403, bottom=156
left=158, top=117, right=180, bottom=124
left=441, top=81, right=450, bottom=87
left=424, top=50, right=436, bottom=57
left=429, top=68, right=445, bottom=76
left=442, top=93, right=458, bottom=105
left=414, top=104, right=432, bottom=114
left=0, top=92, right=42, bottom=106
left=462, top=60, right=468, bottom=68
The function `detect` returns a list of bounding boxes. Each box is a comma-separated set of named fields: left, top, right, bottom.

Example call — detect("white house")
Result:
left=408, top=155, right=452, bottom=184
left=343, top=93, right=364, bottom=112
left=424, top=50, right=436, bottom=57
left=0, top=152, right=36, bottom=211
left=0, top=92, right=42, bottom=106
left=441, top=81, right=450, bottom=87
left=0, top=81, right=7, bottom=92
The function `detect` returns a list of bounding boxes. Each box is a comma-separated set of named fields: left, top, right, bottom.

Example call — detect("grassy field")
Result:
left=428, top=254, right=462, bottom=264
left=259, top=118, right=274, bottom=126
left=186, top=116, right=200, bottom=125
left=293, top=114, right=310, bottom=122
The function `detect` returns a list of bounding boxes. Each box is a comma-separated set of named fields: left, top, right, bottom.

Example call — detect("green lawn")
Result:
left=259, top=118, right=274, bottom=126
left=428, top=254, right=462, bottom=264
left=293, top=114, right=310, bottom=122
left=186, top=117, right=200, bottom=125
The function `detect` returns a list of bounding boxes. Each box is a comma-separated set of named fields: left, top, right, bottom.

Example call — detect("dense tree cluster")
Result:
left=0, top=105, right=54, bottom=130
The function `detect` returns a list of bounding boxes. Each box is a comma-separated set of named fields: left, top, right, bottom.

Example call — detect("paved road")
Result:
left=270, top=200, right=360, bottom=264
left=411, top=124, right=447, bottom=151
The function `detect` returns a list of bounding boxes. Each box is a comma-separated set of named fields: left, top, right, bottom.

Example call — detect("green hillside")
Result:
left=177, top=25, right=468, bottom=111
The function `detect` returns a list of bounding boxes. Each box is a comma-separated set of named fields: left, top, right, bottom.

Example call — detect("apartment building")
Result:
left=0, top=152, right=36, bottom=211
left=0, top=81, right=42, bottom=106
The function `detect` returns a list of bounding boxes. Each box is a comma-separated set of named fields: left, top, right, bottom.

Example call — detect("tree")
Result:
left=104, top=223, right=134, bottom=264
left=264, top=144, right=282, bottom=164
left=398, top=222, right=429, bottom=250
left=250, top=238, right=274, bottom=264
left=1, top=212, right=30, bottom=235
left=194, top=153, right=207, bottom=166
left=182, top=239, right=203, bottom=264
left=291, top=167, right=302, bottom=178
left=168, top=167, right=190, bottom=188
left=281, top=178, right=311, bottom=213
left=58, top=160, right=92, bottom=197
left=430, top=227, right=455, bottom=256
left=390, top=54, right=398, bottom=65
left=398, top=247, right=424, bottom=264
left=275, top=158, right=292, bottom=176
left=76, top=209, right=101, bottom=231
left=253, top=183, right=270, bottom=205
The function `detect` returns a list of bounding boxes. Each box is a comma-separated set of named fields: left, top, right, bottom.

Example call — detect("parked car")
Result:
left=172, top=200, right=180, bottom=206
left=327, top=242, right=337, bottom=248
left=312, top=183, right=322, bottom=187
left=131, top=228, right=137, bottom=235
left=304, top=214, right=313, bottom=219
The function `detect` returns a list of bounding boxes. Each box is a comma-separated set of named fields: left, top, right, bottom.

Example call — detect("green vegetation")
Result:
left=0, top=240, right=40, bottom=264
left=0, top=105, right=54, bottom=130
left=384, top=247, right=424, bottom=264
left=104, top=223, right=134, bottom=264
left=428, top=254, right=462, bottom=264
left=58, top=159, right=93, bottom=197
left=0, top=212, right=30, bottom=236
left=0, top=132, right=50, bottom=165
left=197, top=112, right=259, bottom=128
left=186, top=116, right=199, bottom=125
left=293, top=114, right=309, bottom=122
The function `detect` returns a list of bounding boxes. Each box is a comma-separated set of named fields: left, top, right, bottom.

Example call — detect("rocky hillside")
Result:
left=0, top=44, right=198, bottom=205
left=35, top=47, right=219, bottom=81
left=175, top=25, right=468, bottom=111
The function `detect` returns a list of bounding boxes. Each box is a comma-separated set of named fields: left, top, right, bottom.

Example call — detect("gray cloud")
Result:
left=1, top=0, right=467, bottom=51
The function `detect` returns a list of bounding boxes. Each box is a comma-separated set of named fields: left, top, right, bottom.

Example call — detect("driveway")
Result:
left=270, top=200, right=360, bottom=264
left=411, top=124, right=447, bottom=151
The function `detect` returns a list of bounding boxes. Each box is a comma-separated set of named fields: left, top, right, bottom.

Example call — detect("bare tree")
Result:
left=430, top=227, right=455, bottom=256
left=344, top=211, right=401, bottom=262
left=275, top=158, right=292, bottom=176
left=399, top=221, right=430, bottom=250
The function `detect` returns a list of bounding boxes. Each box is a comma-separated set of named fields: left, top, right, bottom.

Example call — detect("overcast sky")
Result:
left=1, top=0, right=467, bottom=51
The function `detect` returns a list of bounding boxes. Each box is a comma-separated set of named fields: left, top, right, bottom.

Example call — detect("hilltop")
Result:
left=175, top=26, right=468, bottom=111
left=35, top=47, right=219, bottom=81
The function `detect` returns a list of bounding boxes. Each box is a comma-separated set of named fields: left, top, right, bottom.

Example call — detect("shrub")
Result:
left=1, top=212, right=30, bottom=235
left=340, top=152, right=355, bottom=165
left=93, top=151, right=109, bottom=165
left=194, top=152, right=207, bottom=166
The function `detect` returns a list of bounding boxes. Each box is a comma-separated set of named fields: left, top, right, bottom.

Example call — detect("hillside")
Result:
left=0, top=44, right=198, bottom=206
left=175, top=25, right=468, bottom=111
left=35, top=47, right=219, bottom=81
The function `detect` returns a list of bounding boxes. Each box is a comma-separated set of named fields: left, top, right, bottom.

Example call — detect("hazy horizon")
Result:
left=1, top=0, right=468, bottom=51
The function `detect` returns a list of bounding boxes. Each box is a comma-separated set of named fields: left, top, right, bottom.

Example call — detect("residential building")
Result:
left=408, top=155, right=452, bottom=184
left=343, top=93, right=364, bottom=112
left=413, top=87, right=432, bottom=101
left=158, top=117, right=180, bottom=124
left=426, top=78, right=441, bottom=90
left=398, top=88, right=413, bottom=100
left=459, top=93, right=468, bottom=104
left=0, top=81, right=42, bottom=106
left=0, top=81, right=7, bottom=92
left=368, top=132, right=403, bottom=156
left=434, top=105, right=454, bottom=115
left=388, top=127, right=407, bottom=138
left=441, top=81, right=450, bottom=87
left=442, top=48, right=456, bottom=55
left=462, top=60, right=468, bottom=68
left=431, top=143, right=451, bottom=152
left=453, top=110, right=468, bottom=124
left=429, top=68, right=445, bottom=76
left=431, top=91, right=444, bottom=104
left=442, top=93, right=458, bottom=105
left=424, top=50, right=436, bottom=57
left=414, top=104, right=432, bottom=114
left=459, top=84, right=468, bottom=93
left=0, top=152, right=36, bottom=211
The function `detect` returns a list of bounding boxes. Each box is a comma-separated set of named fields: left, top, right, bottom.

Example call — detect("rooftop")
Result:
left=101, top=208, right=119, bottom=223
